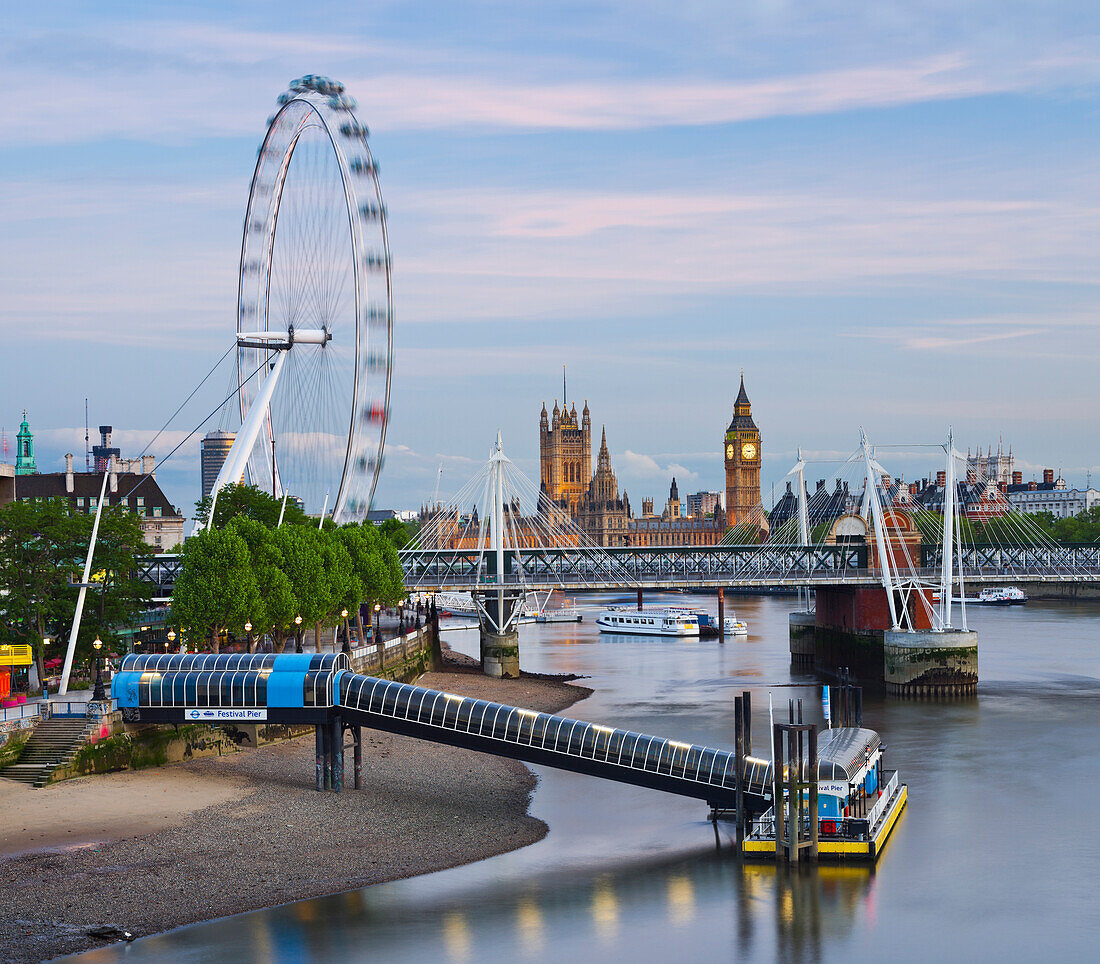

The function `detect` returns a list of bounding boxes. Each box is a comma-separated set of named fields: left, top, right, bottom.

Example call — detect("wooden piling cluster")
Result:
left=830, top=669, right=863, bottom=727
left=772, top=699, right=819, bottom=864
left=732, top=690, right=752, bottom=845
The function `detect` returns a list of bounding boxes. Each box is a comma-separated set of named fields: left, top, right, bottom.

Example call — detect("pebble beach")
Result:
left=0, top=659, right=590, bottom=963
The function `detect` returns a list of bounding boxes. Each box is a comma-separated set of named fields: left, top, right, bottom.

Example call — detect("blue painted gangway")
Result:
left=112, top=653, right=773, bottom=812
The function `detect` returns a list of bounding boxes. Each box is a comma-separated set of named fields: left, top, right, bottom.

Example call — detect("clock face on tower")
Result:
left=726, top=443, right=734, bottom=459
left=741, top=442, right=758, bottom=461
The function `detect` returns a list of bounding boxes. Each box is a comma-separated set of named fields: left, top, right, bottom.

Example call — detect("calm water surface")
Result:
left=78, top=594, right=1100, bottom=962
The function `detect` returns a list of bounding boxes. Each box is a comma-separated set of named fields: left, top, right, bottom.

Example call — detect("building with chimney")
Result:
left=11, top=417, right=184, bottom=550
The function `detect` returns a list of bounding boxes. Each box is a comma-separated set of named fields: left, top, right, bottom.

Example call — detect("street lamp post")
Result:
left=42, top=637, right=51, bottom=698
left=244, top=621, right=253, bottom=653
left=340, top=609, right=350, bottom=654
left=294, top=615, right=303, bottom=653
left=167, top=629, right=177, bottom=654
left=92, top=636, right=105, bottom=701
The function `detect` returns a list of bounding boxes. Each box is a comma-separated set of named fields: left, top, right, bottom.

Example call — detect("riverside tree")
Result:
left=0, top=498, right=149, bottom=687
left=171, top=526, right=261, bottom=652
left=226, top=517, right=295, bottom=652
left=194, top=483, right=308, bottom=529
left=172, top=517, right=407, bottom=653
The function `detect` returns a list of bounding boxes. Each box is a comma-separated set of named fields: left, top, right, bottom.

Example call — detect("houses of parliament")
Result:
left=539, top=376, right=763, bottom=546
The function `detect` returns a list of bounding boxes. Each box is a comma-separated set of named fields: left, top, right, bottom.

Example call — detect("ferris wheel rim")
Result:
left=234, top=83, right=393, bottom=522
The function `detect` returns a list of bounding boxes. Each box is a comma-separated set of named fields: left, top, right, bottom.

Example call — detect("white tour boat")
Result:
left=596, top=607, right=700, bottom=636
left=953, top=586, right=1028, bottom=606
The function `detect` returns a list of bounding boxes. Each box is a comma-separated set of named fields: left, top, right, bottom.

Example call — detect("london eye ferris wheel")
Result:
left=216, top=75, right=393, bottom=523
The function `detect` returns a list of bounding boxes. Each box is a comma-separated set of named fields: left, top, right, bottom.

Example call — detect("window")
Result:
left=153, top=506, right=162, bottom=517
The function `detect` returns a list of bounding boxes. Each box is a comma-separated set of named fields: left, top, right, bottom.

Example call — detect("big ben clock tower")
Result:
left=724, top=374, right=762, bottom=529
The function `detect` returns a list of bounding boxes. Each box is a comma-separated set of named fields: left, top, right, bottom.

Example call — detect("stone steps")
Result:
left=0, top=717, right=98, bottom=788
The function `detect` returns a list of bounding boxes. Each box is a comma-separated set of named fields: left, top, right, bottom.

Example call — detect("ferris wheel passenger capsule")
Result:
left=350, top=158, right=379, bottom=177
left=329, top=94, right=358, bottom=111
left=365, top=352, right=388, bottom=371
left=340, top=121, right=370, bottom=140
left=361, top=402, right=387, bottom=422
left=359, top=203, right=386, bottom=221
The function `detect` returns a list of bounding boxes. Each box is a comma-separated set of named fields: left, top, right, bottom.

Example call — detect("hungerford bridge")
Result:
left=137, top=432, right=1099, bottom=687
left=138, top=430, right=1100, bottom=597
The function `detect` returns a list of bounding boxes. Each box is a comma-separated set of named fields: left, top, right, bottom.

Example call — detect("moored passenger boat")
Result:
left=596, top=607, right=700, bottom=636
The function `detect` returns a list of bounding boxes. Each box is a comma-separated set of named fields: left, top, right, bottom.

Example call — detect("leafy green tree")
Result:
left=0, top=499, right=148, bottom=687
left=0, top=499, right=83, bottom=686
left=271, top=525, right=329, bottom=650
left=377, top=517, right=419, bottom=550
left=194, top=483, right=308, bottom=529
left=80, top=508, right=153, bottom=655
left=226, top=517, right=295, bottom=652
left=172, top=526, right=261, bottom=652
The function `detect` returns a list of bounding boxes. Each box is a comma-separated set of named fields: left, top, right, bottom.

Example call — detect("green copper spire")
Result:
left=15, top=410, right=36, bottom=475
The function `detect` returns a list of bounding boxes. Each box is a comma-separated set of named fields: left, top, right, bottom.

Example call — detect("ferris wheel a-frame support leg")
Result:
left=208, top=349, right=289, bottom=528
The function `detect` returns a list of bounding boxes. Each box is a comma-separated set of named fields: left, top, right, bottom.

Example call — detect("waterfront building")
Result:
left=575, top=428, right=632, bottom=546
left=1007, top=469, right=1100, bottom=518
left=201, top=430, right=237, bottom=500
left=538, top=392, right=732, bottom=547
left=539, top=400, right=591, bottom=514
left=11, top=419, right=185, bottom=550
left=627, top=477, right=725, bottom=546
left=724, top=376, right=762, bottom=528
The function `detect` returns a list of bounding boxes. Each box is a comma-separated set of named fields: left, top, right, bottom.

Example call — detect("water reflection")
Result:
left=74, top=595, right=1100, bottom=962
left=82, top=848, right=873, bottom=964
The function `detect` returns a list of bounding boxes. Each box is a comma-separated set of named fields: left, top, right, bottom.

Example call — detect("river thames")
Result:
left=76, top=593, right=1100, bottom=962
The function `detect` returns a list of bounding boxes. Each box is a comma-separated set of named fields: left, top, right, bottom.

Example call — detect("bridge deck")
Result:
left=111, top=654, right=773, bottom=811
left=335, top=673, right=772, bottom=809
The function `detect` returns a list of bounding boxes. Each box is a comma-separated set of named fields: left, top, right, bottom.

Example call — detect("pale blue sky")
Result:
left=4, top=2, right=1100, bottom=515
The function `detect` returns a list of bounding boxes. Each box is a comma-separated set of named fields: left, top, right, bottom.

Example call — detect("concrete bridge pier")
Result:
left=477, top=587, right=523, bottom=679
left=884, top=630, right=978, bottom=697
left=788, top=611, right=815, bottom=665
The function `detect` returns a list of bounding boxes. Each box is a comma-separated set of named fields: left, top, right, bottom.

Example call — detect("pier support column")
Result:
left=333, top=716, right=344, bottom=792
left=884, top=629, right=978, bottom=697
left=321, top=724, right=332, bottom=790
left=480, top=628, right=520, bottom=679
left=477, top=586, right=522, bottom=679
left=353, top=725, right=363, bottom=790
left=637, top=588, right=643, bottom=611
left=314, top=726, right=324, bottom=791
left=788, top=611, right=815, bottom=665
left=718, top=588, right=725, bottom=641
